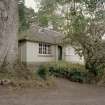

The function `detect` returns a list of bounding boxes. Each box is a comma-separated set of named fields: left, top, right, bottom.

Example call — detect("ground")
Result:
left=0, top=78, right=105, bottom=105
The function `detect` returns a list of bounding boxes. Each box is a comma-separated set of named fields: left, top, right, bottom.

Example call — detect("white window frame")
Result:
left=39, top=42, right=51, bottom=55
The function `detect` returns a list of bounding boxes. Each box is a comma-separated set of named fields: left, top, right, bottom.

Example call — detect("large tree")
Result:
left=0, top=0, right=18, bottom=71
left=18, top=0, right=37, bottom=32
left=37, top=0, right=105, bottom=76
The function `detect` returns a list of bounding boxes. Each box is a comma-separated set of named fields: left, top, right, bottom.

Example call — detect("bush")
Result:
left=37, top=61, right=88, bottom=83
left=37, top=65, right=51, bottom=80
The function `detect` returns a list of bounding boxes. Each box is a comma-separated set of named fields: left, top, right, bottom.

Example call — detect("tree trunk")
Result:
left=0, top=0, right=18, bottom=71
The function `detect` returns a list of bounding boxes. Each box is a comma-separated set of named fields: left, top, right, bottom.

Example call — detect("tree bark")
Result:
left=0, top=0, right=18, bottom=70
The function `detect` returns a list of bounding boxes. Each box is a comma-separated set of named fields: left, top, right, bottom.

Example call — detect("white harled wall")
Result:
left=26, top=41, right=58, bottom=63
left=63, top=45, right=84, bottom=64
left=19, top=41, right=84, bottom=64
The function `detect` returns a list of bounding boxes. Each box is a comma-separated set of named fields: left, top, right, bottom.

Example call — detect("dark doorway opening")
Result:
left=58, top=46, right=62, bottom=60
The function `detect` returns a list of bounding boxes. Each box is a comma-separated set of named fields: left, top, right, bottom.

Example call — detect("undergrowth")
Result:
left=0, top=62, right=54, bottom=88
left=37, top=61, right=88, bottom=83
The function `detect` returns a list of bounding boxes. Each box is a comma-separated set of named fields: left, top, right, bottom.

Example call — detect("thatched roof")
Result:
left=18, top=25, right=64, bottom=44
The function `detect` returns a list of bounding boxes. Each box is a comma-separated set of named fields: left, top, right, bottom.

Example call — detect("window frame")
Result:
left=39, top=42, right=52, bottom=55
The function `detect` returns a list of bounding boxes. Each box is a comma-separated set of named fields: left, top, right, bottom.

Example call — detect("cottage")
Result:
left=18, top=25, right=84, bottom=66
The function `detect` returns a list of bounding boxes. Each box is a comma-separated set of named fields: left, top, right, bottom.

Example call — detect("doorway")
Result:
left=58, top=46, right=62, bottom=60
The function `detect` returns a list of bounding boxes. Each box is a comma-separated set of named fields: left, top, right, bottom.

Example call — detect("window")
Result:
left=39, top=43, right=51, bottom=54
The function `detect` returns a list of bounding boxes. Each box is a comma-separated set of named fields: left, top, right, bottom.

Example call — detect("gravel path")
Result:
left=0, top=78, right=105, bottom=105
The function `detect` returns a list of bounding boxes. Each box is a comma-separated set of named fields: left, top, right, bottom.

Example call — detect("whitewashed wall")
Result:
left=64, top=45, right=84, bottom=64
left=19, top=41, right=84, bottom=64
left=26, top=41, right=58, bottom=63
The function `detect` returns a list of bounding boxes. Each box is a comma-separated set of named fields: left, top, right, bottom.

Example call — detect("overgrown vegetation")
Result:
left=0, top=61, right=34, bottom=80
left=0, top=61, right=55, bottom=88
left=37, top=0, right=105, bottom=77
left=37, top=65, right=51, bottom=80
left=1, top=0, right=105, bottom=87
left=37, top=62, right=89, bottom=83
left=18, top=0, right=37, bottom=32
left=37, top=61, right=105, bottom=84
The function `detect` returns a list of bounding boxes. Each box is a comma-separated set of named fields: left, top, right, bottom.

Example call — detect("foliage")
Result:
left=18, top=0, right=36, bottom=32
left=37, top=0, right=105, bottom=76
left=37, top=65, right=51, bottom=80
left=37, top=62, right=87, bottom=83
left=18, top=0, right=29, bottom=32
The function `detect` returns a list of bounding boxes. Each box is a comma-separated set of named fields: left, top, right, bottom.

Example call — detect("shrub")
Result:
left=37, top=61, right=88, bottom=83
left=37, top=65, right=51, bottom=80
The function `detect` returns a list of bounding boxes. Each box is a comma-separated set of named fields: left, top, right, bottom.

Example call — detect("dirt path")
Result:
left=0, top=78, right=105, bottom=105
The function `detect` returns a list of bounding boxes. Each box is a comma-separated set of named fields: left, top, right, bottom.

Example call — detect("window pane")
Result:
left=46, top=45, right=48, bottom=54
left=39, top=43, right=42, bottom=54
left=39, top=43, right=51, bottom=54
left=45, top=44, right=47, bottom=54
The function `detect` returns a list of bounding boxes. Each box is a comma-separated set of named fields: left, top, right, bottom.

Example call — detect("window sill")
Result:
left=38, top=54, right=53, bottom=57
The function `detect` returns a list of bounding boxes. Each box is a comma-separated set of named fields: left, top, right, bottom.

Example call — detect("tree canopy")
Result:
left=36, top=0, right=105, bottom=75
left=18, top=0, right=105, bottom=75
left=18, top=0, right=36, bottom=32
